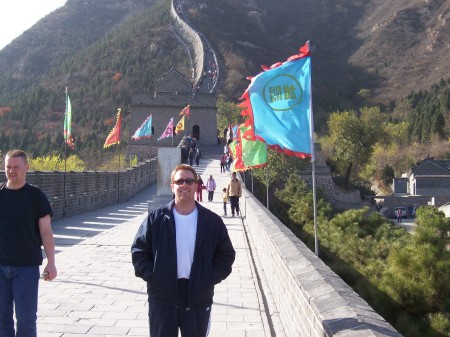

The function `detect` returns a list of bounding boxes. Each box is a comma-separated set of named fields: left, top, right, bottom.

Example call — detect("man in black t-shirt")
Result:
left=0, top=150, right=57, bottom=337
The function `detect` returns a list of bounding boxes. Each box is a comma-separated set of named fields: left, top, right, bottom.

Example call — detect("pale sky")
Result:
left=0, top=0, right=66, bottom=50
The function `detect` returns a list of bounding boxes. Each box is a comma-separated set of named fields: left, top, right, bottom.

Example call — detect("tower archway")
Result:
left=193, top=125, right=200, bottom=140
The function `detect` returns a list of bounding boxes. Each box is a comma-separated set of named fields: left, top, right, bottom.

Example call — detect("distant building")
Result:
left=383, top=156, right=450, bottom=211
left=407, top=156, right=450, bottom=196
left=392, top=177, right=408, bottom=194
left=127, top=67, right=217, bottom=159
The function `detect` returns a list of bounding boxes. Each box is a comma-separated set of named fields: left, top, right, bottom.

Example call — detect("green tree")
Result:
left=274, top=173, right=332, bottom=231
left=29, top=154, right=87, bottom=171
left=380, top=206, right=450, bottom=334
left=320, top=106, right=389, bottom=188
left=252, top=148, right=310, bottom=188
left=216, top=99, right=243, bottom=133
left=432, top=112, right=445, bottom=139
left=381, top=165, right=395, bottom=185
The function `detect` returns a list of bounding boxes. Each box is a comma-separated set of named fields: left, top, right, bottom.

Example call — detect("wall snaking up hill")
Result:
left=170, top=0, right=204, bottom=87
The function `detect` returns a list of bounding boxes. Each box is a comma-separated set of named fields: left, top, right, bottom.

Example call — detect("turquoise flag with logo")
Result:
left=240, top=43, right=313, bottom=158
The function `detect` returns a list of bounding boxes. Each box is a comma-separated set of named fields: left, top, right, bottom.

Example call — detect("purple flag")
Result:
left=157, top=117, right=174, bottom=141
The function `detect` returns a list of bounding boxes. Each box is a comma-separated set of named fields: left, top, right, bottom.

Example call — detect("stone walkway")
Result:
left=37, top=155, right=271, bottom=336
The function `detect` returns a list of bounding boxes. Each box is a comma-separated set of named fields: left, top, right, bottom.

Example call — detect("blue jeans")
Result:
left=0, top=265, right=39, bottom=337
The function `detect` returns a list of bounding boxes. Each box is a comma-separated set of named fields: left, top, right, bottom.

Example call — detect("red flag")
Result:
left=104, top=108, right=122, bottom=148
left=179, top=104, right=190, bottom=118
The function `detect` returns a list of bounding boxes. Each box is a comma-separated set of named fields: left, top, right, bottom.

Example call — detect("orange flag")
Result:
left=104, top=108, right=122, bottom=148
left=179, top=104, right=190, bottom=118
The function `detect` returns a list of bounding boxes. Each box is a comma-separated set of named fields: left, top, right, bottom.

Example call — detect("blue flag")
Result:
left=131, top=114, right=152, bottom=140
left=240, top=43, right=313, bottom=158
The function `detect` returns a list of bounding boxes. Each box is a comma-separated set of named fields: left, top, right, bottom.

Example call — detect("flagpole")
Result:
left=63, top=140, right=67, bottom=217
left=266, top=166, right=269, bottom=209
left=307, top=40, right=319, bottom=257
left=63, top=87, right=68, bottom=218
left=117, top=142, right=121, bottom=203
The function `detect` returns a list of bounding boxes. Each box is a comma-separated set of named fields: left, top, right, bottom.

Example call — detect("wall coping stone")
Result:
left=242, top=188, right=402, bottom=337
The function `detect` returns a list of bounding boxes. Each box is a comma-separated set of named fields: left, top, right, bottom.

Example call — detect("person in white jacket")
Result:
left=206, top=175, right=216, bottom=202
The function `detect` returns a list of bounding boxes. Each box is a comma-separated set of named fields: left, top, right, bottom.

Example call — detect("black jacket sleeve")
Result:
left=131, top=216, right=154, bottom=283
left=212, top=220, right=236, bottom=285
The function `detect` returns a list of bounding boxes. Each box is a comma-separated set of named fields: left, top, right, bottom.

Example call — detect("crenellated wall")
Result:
left=1, top=159, right=157, bottom=220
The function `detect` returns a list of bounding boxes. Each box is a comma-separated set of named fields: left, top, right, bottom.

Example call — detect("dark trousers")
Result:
left=207, top=191, right=214, bottom=202
left=0, top=266, right=39, bottom=337
left=229, top=196, right=240, bottom=216
left=148, top=280, right=211, bottom=337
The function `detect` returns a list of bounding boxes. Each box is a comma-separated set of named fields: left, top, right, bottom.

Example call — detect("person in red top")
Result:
left=196, top=175, right=204, bottom=202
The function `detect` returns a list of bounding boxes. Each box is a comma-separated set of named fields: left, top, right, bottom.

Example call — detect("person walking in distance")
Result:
left=188, top=148, right=195, bottom=166
left=222, top=188, right=228, bottom=216
left=196, top=175, right=204, bottom=202
left=206, top=175, right=216, bottom=202
left=195, top=147, right=201, bottom=166
left=0, top=150, right=57, bottom=337
left=131, top=164, right=235, bottom=337
left=219, top=154, right=226, bottom=173
left=227, top=172, right=242, bottom=217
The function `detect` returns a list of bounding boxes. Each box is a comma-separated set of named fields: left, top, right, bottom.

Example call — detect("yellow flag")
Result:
left=175, top=116, right=185, bottom=134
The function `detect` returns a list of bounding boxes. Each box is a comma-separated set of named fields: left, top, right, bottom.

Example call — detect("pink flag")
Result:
left=157, top=117, right=174, bottom=141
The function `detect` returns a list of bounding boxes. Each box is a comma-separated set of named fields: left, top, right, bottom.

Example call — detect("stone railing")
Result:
left=0, top=159, right=157, bottom=220
left=240, top=188, right=402, bottom=337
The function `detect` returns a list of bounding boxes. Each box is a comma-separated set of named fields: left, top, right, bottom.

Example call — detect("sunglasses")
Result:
left=173, top=178, right=196, bottom=186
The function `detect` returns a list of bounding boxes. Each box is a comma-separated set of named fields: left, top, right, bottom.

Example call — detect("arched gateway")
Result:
left=127, top=67, right=217, bottom=159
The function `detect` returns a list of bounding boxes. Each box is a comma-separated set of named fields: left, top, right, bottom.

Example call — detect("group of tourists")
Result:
left=180, top=134, right=202, bottom=167
left=219, top=153, right=233, bottom=173
left=1, top=147, right=243, bottom=337
left=194, top=173, right=241, bottom=215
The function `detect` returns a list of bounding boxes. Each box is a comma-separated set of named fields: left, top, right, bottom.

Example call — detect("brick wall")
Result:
left=241, top=189, right=402, bottom=337
left=0, top=159, right=157, bottom=220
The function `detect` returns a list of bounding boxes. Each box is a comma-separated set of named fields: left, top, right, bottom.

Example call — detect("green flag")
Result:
left=240, top=124, right=267, bottom=169
left=64, top=87, right=74, bottom=149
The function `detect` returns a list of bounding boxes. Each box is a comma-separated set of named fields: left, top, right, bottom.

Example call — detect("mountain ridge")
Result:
left=0, top=0, right=449, bottom=157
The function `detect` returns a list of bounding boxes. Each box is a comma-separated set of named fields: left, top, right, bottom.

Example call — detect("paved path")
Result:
left=38, top=155, right=271, bottom=337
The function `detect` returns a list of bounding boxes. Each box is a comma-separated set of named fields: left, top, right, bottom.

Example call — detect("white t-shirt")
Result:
left=173, top=207, right=198, bottom=279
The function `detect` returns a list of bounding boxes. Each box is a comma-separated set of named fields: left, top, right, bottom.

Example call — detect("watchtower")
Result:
left=127, top=67, right=217, bottom=159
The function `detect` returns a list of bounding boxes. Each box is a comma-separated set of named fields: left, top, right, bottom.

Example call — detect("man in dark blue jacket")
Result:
left=131, top=164, right=235, bottom=337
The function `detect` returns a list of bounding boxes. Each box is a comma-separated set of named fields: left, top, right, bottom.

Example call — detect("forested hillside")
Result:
left=0, top=0, right=189, bottom=162
left=0, top=0, right=449, bottom=166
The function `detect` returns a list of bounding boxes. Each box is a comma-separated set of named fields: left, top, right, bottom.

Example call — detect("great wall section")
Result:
left=0, top=3, right=402, bottom=336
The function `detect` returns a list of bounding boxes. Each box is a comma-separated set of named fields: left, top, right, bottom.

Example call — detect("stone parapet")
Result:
left=241, top=188, right=402, bottom=337
left=2, top=159, right=157, bottom=220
